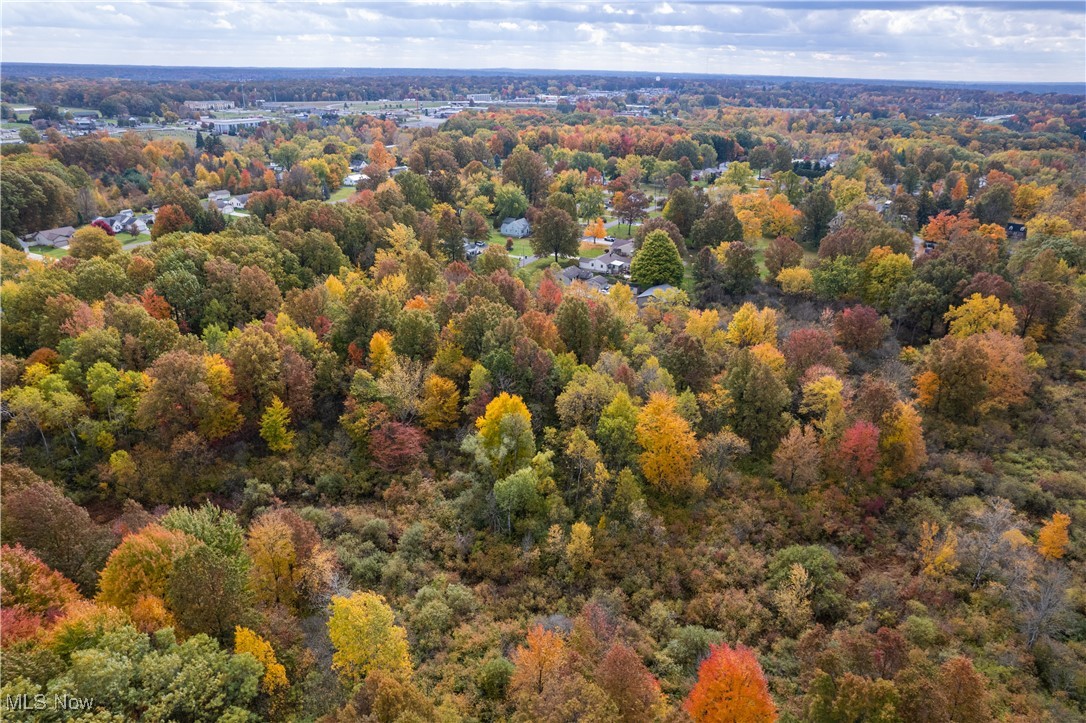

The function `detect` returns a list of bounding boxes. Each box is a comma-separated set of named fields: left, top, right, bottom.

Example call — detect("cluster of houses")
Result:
left=557, top=238, right=635, bottom=293
left=205, top=190, right=251, bottom=214
left=21, top=208, right=157, bottom=249
left=94, top=209, right=156, bottom=235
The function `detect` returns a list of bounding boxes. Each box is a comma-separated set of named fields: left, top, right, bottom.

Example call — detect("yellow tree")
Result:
left=202, top=354, right=243, bottom=440
left=725, top=303, right=778, bottom=347
left=878, top=401, right=927, bottom=481
left=635, top=392, right=702, bottom=496
left=235, top=626, right=289, bottom=695
left=96, top=524, right=195, bottom=610
left=777, top=267, right=814, bottom=295
left=944, top=294, right=1018, bottom=337
left=917, top=522, right=958, bottom=578
left=1037, top=512, right=1071, bottom=560
left=247, top=514, right=302, bottom=612
left=259, top=396, right=295, bottom=454
left=475, top=392, right=535, bottom=475
left=565, top=521, right=594, bottom=577
left=800, top=374, right=846, bottom=439
left=368, top=330, right=396, bottom=376
left=418, top=374, right=461, bottom=430
left=327, top=591, right=413, bottom=685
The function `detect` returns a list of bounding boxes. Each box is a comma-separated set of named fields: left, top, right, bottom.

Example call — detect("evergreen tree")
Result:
left=631, top=229, right=684, bottom=288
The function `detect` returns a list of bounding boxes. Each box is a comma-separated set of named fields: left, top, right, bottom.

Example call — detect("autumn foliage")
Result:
left=685, top=643, right=777, bottom=723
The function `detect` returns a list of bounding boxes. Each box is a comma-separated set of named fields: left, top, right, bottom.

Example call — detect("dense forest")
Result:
left=1, top=72, right=1085, bottom=722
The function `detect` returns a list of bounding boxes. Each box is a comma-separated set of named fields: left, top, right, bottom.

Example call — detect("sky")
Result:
left=1, top=1, right=1084, bottom=84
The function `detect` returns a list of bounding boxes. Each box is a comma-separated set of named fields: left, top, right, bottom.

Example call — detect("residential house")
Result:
left=500, top=217, right=531, bottom=238
left=25, top=226, right=76, bottom=247
left=636, top=284, right=676, bottom=306
left=586, top=275, right=611, bottom=293
left=579, top=250, right=630, bottom=276
left=560, top=267, right=593, bottom=285
left=204, top=191, right=246, bottom=213
left=95, top=209, right=135, bottom=233
left=463, top=240, right=488, bottom=259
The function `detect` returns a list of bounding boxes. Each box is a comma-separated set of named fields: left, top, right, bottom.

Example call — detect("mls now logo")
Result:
left=4, top=694, right=95, bottom=711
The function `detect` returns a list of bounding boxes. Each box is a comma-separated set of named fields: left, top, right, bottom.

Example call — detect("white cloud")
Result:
left=0, top=1, right=1080, bottom=83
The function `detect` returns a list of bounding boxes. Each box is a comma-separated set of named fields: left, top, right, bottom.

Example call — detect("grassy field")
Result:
left=580, top=241, right=607, bottom=258
left=486, top=228, right=534, bottom=256
left=116, top=232, right=151, bottom=245
left=520, top=256, right=571, bottom=274
left=328, top=186, right=357, bottom=202
left=138, top=129, right=199, bottom=145
left=29, top=245, right=68, bottom=259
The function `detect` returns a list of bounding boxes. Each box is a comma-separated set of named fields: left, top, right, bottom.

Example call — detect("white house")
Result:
left=500, top=217, right=530, bottom=238
left=94, top=210, right=135, bottom=233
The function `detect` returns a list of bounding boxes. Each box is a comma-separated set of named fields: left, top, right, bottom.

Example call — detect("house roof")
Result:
left=637, top=284, right=675, bottom=299
left=36, top=226, right=76, bottom=240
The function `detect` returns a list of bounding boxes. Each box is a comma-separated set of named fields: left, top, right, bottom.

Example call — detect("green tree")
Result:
left=531, top=207, right=581, bottom=262
left=724, top=349, right=791, bottom=456
left=631, top=230, right=684, bottom=288
left=690, top=202, right=743, bottom=249
left=260, top=396, right=295, bottom=453
left=799, top=187, right=836, bottom=246
left=663, top=187, right=705, bottom=238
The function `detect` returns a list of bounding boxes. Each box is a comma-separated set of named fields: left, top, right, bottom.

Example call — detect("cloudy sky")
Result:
left=1, top=1, right=1083, bottom=83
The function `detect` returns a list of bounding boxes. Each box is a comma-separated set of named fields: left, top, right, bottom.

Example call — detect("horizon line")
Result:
left=2, top=61, right=1082, bottom=91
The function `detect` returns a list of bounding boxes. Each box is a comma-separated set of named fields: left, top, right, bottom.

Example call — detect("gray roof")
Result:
left=637, top=284, right=676, bottom=298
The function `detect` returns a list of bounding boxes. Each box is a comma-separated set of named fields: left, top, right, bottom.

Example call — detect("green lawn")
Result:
left=580, top=242, right=607, bottom=258
left=487, top=228, right=534, bottom=256
left=116, top=232, right=151, bottom=245
left=139, top=129, right=199, bottom=146
left=61, top=107, right=101, bottom=117
left=328, top=186, right=357, bottom=202
left=29, top=245, right=68, bottom=259
left=609, top=224, right=635, bottom=240
left=521, top=256, right=573, bottom=274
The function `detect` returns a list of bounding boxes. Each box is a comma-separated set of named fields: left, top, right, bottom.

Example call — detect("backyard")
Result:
left=28, top=245, right=68, bottom=259
left=486, top=227, right=534, bottom=256
left=328, top=186, right=357, bottom=202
